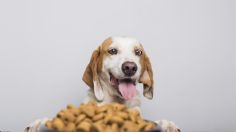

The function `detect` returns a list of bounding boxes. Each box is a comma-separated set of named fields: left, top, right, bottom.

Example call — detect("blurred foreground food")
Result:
left=46, top=101, right=156, bottom=132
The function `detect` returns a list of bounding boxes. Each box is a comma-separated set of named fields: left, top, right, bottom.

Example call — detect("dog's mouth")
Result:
left=109, top=72, right=137, bottom=100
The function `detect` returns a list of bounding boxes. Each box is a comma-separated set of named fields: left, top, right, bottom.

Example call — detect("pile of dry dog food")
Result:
left=45, top=101, right=157, bottom=132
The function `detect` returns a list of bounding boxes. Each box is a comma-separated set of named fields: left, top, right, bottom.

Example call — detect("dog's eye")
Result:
left=108, top=48, right=118, bottom=55
left=134, top=49, right=142, bottom=56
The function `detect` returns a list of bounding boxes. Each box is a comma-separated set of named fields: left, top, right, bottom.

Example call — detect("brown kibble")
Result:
left=104, top=113, right=112, bottom=124
left=104, top=126, right=113, bottom=132
left=87, top=100, right=97, bottom=106
left=69, top=108, right=80, bottom=117
left=46, top=102, right=156, bottom=132
left=77, top=121, right=91, bottom=132
left=63, top=122, right=76, bottom=132
left=92, top=113, right=104, bottom=121
left=63, top=111, right=75, bottom=122
left=95, top=105, right=108, bottom=114
left=67, top=104, right=77, bottom=109
left=144, top=122, right=156, bottom=131
left=136, top=116, right=143, bottom=124
left=116, top=111, right=128, bottom=120
left=128, top=109, right=140, bottom=116
left=129, top=114, right=137, bottom=122
left=94, top=119, right=104, bottom=124
left=81, top=105, right=95, bottom=117
left=138, top=121, right=147, bottom=130
left=112, top=103, right=126, bottom=111
left=45, top=120, right=52, bottom=129
left=57, top=110, right=66, bottom=118
left=57, top=112, right=64, bottom=119
left=75, top=114, right=86, bottom=125
left=111, top=123, right=118, bottom=132
left=84, top=118, right=93, bottom=124
left=52, top=118, right=64, bottom=131
left=92, top=122, right=105, bottom=132
left=122, top=121, right=139, bottom=132
left=108, top=116, right=123, bottom=124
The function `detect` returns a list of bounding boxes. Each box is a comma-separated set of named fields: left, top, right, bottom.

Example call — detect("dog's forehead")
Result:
left=111, top=36, right=141, bottom=49
left=100, top=37, right=141, bottom=50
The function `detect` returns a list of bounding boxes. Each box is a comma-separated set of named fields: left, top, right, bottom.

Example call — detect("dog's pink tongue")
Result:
left=118, top=82, right=136, bottom=100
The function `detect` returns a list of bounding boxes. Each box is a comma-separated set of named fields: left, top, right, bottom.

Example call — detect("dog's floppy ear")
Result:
left=139, top=48, right=154, bottom=99
left=82, top=47, right=104, bottom=101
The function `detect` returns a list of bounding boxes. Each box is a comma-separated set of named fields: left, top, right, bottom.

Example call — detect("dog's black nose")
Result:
left=122, top=61, right=137, bottom=76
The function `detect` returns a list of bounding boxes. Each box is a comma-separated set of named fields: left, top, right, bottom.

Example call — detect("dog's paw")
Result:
left=25, top=118, right=50, bottom=132
left=155, top=120, right=181, bottom=132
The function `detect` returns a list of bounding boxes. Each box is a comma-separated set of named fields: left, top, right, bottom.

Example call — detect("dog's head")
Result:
left=83, top=37, right=153, bottom=101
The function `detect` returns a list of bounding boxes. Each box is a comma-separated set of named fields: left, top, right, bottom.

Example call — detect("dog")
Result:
left=82, top=36, right=153, bottom=110
left=25, top=36, right=180, bottom=132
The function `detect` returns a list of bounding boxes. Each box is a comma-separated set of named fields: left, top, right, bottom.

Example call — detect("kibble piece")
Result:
left=95, top=105, right=108, bottom=114
left=128, top=109, right=140, bottom=116
left=122, top=121, right=139, bottom=132
left=69, top=108, right=80, bottom=117
left=45, top=120, right=52, bottom=129
left=104, top=126, right=113, bottom=132
left=67, top=104, right=77, bottom=109
left=63, top=111, right=75, bottom=122
left=84, top=118, right=93, bottom=124
left=63, top=122, right=76, bottom=132
left=82, top=105, right=95, bottom=117
left=144, top=122, right=156, bottom=131
left=94, top=119, right=104, bottom=124
left=112, top=103, right=126, bottom=111
left=92, top=113, right=104, bottom=121
left=104, top=113, right=112, bottom=124
left=87, top=100, right=97, bottom=106
left=137, top=120, right=147, bottom=130
left=108, top=116, right=123, bottom=124
left=52, top=118, right=64, bottom=131
left=75, top=114, right=86, bottom=125
left=107, top=107, right=114, bottom=115
left=116, top=111, right=128, bottom=120
left=77, top=121, right=91, bottom=132
left=57, top=110, right=65, bottom=118
left=111, top=123, right=119, bottom=132
left=129, top=114, right=137, bottom=122
left=91, top=122, right=105, bottom=132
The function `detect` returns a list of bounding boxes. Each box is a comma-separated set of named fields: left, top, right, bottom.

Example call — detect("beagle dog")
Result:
left=25, top=36, right=180, bottom=132
left=82, top=36, right=153, bottom=110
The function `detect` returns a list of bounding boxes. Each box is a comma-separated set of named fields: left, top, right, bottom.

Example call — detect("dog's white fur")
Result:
left=25, top=36, right=181, bottom=132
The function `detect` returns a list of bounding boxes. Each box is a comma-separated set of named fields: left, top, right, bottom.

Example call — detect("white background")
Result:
left=0, top=0, right=235, bottom=132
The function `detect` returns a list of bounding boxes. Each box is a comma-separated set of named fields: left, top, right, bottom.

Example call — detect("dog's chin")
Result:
left=109, top=72, right=137, bottom=100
